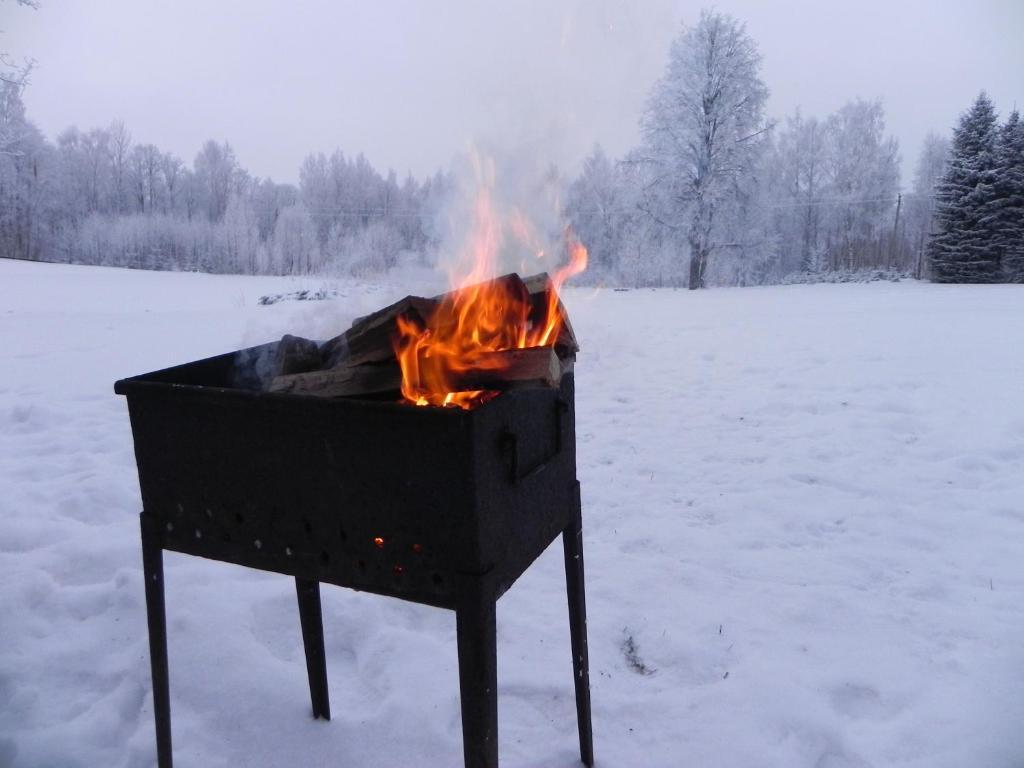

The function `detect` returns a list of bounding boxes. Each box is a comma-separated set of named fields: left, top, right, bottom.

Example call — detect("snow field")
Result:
left=2, top=260, right=1023, bottom=767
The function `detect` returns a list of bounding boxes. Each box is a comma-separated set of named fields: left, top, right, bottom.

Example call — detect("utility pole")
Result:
left=890, top=192, right=902, bottom=270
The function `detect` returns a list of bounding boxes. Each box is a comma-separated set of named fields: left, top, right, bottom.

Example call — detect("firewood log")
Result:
left=268, top=346, right=561, bottom=401
left=319, top=295, right=437, bottom=368
left=272, top=335, right=322, bottom=377
left=269, top=362, right=402, bottom=398
left=440, top=346, right=562, bottom=392
left=522, top=272, right=578, bottom=354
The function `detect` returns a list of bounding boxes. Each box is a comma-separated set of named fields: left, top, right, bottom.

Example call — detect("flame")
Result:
left=393, top=174, right=587, bottom=410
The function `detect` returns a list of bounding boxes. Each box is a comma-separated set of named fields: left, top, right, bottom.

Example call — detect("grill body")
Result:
left=115, top=340, right=592, bottom=768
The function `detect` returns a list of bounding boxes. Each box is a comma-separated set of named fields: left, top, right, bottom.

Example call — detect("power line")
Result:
left=247, top=192, right=935, bottom=220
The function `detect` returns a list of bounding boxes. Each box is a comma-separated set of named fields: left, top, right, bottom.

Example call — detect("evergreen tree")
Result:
left=990, top=110, right=1024, bottom=281
left=928, top=92, right=1002, bottom=283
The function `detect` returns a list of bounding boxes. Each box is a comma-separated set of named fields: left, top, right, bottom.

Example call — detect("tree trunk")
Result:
left=687, top=251, right=699, bottom=289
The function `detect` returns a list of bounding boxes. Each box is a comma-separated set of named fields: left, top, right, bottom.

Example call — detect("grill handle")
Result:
left=500, top=397, right=569, bottom=483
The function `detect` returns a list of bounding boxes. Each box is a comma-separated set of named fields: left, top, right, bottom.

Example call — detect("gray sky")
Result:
left=4, top=0, right=1022, bottom=186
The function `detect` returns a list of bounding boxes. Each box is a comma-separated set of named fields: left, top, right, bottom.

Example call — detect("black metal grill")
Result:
left=115, top=339, right=593, bottom=768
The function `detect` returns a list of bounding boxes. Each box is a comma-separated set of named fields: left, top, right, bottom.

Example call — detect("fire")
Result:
left=393, top=175, right=587, bottom=410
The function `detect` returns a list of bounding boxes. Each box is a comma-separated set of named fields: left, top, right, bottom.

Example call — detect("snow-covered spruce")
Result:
left=928, top=93, right=1003, bottom=283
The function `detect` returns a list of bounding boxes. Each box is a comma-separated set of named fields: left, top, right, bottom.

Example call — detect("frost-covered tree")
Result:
left=763, top=110, right=829, bottom=274
left=639, top=10, right=769, bottom=289
left=0, top=81, right=447, bottom=275
left=160, top=152, right=184, bottom=215
left=221, top=192, right=261, bottom=274
left=0, top=80, right=54, bottom=260
left=0, top=0, right=37, bottom=152
left=194, top=140, right=242, bottom=223
left=270, top=204, right=318, bottom=274
left=564, top=145, right=625, bottom=280
left=128, top=143, right=163, bottom=213
left=250, top=177, right=297, bottom=243
left=819, top=99, right=900, bottom=272
left=106, top=120, right=132, bottom=214
left=991, top=110, right=1024, bottom=281
left=928, top=92, right=1002, bottom=283
left=714, top=150, right=772, bottom=286
left=740, top=100, right=900, bottom=280
left=905, top=133, right=950, bottom=277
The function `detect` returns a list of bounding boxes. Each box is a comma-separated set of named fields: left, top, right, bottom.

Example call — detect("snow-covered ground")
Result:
left=2, top=259, right=1024, bottom=768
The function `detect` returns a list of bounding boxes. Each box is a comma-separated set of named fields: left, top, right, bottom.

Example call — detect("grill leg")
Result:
left=563, top=499, right=594, bottom=767
left=140, top=514, right=173, bottom=768
left=295, top=578, right=331, bottom=720
left=456, top=583, right=498, bottom=768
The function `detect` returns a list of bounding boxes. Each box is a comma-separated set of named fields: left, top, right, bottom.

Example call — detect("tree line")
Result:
left=2, top=5, right=1020, bottom=286
left=566, top=11, right=970, bottom=288
left=0, top=77, right=455, bottom=274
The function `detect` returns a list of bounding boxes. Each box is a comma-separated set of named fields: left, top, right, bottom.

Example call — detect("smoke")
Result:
left=427, top=144, right=567, bottom=284
left=424, top=0, right=679, bottom=284
left=230, top=1, right=679, bottom=353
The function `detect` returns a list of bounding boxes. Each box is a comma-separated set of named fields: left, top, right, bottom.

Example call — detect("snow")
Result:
left=2, top=259, right=1024, bottom=767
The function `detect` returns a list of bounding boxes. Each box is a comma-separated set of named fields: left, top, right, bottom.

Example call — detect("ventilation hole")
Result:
left=285, top=546, right=293, bottom=557
left=254, top=538, right=262, bottom=550
left=431, top=573, right=443, bottom=586
left=303, top=519, right=313, bottom=536
left=194, top=528, right=202, bottom=539
left=235, top=512, right=245, bottom=525
left=165, top=522, right=174, bottom=532
left=320, top=551, right=330, bottom=566
left=205, top=508, right=214, bottom=519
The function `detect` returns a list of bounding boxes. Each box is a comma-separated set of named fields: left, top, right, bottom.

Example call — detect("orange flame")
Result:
left=393, top=179, right=587, bottom=410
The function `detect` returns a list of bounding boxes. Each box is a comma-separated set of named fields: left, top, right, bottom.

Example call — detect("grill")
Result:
left=115, top=340, right=593, bottom=768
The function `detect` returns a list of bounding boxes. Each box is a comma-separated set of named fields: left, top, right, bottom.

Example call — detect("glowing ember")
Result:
left=392, top=177, right=587, bottom=410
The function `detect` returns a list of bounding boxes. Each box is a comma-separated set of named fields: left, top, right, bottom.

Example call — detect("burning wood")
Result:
left=265, top=271, right=580, bottom=407
left=394, top=234, right=586, bottom=409
left=523, top=272, right=579, bottom=356
left=434, top=346, right=563, bottom=392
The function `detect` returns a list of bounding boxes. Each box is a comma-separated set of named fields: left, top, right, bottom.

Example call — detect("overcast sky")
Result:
left=3, top=0, right=1022, bottom=186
